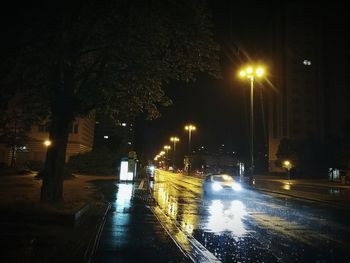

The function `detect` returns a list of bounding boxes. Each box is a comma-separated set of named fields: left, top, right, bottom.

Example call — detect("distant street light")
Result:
left=184, top=125, right=196, bottom=155
left=185, top=124, right=196, bottom=175
left=170, top=137, right=180, bottom=170
left=283, top=160, right=293, bottom=182
left=164, top=145, right=171, bottom=168
left=163, top=145, right=171, bottom=156
left=43, top=140, right=52, bottom=147
left=239, top=65, right=265, bottom=184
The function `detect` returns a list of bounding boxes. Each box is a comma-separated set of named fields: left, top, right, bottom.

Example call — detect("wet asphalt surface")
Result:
left=92, top=180, right=190, bottom=263
left=92, top=173, right=350, bottom=263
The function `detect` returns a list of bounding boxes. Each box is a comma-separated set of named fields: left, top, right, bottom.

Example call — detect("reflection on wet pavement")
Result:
left=153, top=170, right=350, bottom=263
left=206, top=199, right=247, bottom=236
left=93, top=181, right=190, bottom=262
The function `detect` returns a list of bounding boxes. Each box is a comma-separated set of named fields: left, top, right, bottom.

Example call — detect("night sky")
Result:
left=135, top=1, right=274, bottom=160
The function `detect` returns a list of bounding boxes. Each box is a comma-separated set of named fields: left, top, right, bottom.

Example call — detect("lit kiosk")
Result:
left=119, top=151, right=138, bottom=182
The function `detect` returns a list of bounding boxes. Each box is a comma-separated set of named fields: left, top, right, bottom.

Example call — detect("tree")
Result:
left=276, top=138, right=300, bottom=168
left=0, top=95, right=45, bottom=167
left=2, top=0, right=220, bottom=203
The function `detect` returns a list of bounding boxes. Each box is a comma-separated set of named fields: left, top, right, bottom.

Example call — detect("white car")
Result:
left=203, top=174, right=242, bottom=196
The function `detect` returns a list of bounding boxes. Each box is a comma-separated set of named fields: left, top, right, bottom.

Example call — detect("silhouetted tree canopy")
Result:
left=1, top=0, right=220, bottom=203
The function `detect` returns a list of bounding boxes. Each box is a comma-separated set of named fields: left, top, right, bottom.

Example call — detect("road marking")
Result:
left=150, top=205, right=221, bottom=263
left=138, top=180, right=144, bottom=189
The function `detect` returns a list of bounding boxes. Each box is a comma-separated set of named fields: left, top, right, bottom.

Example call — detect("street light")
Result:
left=170, top=137, right=180, bottom=170
left=164, top=145, right=171, bottom=169
left=163, top=145, right=171, bottom=156
left=185, top=124, right=196, bottom=175
left=43, top=139, right=52, bottom=147
left=184, top=125, right=196, bottom=155
left=239, top=65, right=265, bottom=184
left=283, top=160, right=293, bottom=182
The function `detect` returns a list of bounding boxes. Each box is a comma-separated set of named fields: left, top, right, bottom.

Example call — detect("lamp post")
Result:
left=283, top=160, right=292, bottom=182
left=163, top=145, right=171, bottom=168
left=184, top=125, right=196, bottom=155
left=170, top=137, right=179, bottom=171
left=239, top=66, right=265, bottom=184
left=185, top=124, right=196, bottom=175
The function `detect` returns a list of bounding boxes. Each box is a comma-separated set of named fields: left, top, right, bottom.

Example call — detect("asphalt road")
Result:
left=92, top=171, right=350, bottom=262
left=151, top=171, right=350, bottom=263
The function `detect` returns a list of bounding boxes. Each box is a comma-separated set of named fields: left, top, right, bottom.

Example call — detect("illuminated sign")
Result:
left=119, top=160, right=129, bottom=181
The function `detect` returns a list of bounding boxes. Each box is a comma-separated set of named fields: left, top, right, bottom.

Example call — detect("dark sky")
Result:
left=135, top=1, right=273, bottom=160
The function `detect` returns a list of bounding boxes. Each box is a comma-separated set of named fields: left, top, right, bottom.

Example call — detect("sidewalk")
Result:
left=246, top=175, right=350, bottom=209
left=92, top=174, right=190, bottom=263
left=0, top=173, right=112, bottom=262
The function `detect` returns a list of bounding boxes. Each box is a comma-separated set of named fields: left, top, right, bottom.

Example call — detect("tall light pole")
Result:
left=184, top=125, right=196, bottom=155
left=170, top=137, right=180, bottom=170
left=239, top=66, right=265, bottom=184
left=163, top=145, right=171, bottom=156
left=185, top=124, right=196, bottom=175
left=164, top=145, right=171, bottom=168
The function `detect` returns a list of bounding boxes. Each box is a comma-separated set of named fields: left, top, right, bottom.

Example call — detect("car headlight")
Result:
left=232, top=183, right=242, bottom=191
left=212, top=183, right=223, bottom=191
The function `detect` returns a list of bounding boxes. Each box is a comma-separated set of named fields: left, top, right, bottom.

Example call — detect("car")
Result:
left=203, top=174, right=242, bottom=196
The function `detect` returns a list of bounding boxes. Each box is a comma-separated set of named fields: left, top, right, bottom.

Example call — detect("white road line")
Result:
left=138, top=180, right=144, bottom=189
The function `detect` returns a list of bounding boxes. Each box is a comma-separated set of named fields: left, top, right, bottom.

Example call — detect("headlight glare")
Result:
left=232, top=183, right=242, bottom=191
left=212, top=183, right=223, bottom=191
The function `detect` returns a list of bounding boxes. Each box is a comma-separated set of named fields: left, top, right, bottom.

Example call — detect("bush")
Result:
left=67, top=147, right=118, bottom=176
left=25, top=160, right=44, bottom=171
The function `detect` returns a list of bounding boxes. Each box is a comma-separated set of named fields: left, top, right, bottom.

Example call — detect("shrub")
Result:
left=67, top=147, right=118, bottom=176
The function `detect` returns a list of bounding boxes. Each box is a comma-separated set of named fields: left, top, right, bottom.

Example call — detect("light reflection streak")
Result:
left=112, top=183, right=133, bottom=228
left=152, top=178, right=199, bottom=250
left=116, top=183, right=133, bottom=207
left=282, top=182, right=291, bottom=190
left=206, top=199, right=247, bottom=237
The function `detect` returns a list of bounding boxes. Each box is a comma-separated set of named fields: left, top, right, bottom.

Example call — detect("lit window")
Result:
left=303, top=60, right=312, bottom=66
left=122, top=123, right=127, bottom=127
left=104, top=135, right=109, bottom=139
left=128, top=142, right=132, bottom=145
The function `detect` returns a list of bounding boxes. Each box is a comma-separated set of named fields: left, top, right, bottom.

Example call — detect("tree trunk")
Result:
left=40, top=99, right=72, bottom=203
left=10, top=146, right=16, bottom=168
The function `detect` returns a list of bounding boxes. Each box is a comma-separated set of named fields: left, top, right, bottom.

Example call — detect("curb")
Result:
left=250, top=186, right=350, bottom=210
left=85, top=202, right=111, bottom=263
left=0, top=203, right=91, bottom=226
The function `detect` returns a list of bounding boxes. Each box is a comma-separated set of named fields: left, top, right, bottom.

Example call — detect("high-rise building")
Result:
left=93, top=114, right=135, bottom=156
left=268, top=3, right=350, bottom=171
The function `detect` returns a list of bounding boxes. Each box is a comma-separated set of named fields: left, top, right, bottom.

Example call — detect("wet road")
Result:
left=151, top=171, right=350, bottom=263
left=92, top=180, right=189, bottom=263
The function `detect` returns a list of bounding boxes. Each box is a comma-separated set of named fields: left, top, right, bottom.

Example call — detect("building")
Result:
left=0, top=113, right=95, bottom=166
left=93, top=114, right=135, bottom=156
left=267, top=3, right=350, bottom=171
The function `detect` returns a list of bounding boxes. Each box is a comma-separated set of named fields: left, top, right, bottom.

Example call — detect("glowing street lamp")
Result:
left=163, top=145, right=171, bottom=155
left=170, top=137, right=180, bottom=151
left=170, top=137, right=180, bottom=170
left=184, top=125, right=196, bottom=155
left=43, top=140, right=52, bottom=147
left=283, top=160, right=293, bottom=181
left=239, top=65, right=265, bottom=184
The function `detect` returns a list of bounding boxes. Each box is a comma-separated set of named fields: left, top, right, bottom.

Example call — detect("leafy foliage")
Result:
left=5, top=0, right=220, bottom=121
left=67, top=147, right=118, bottom=176
left=1, top=0, right=220, bottom=202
